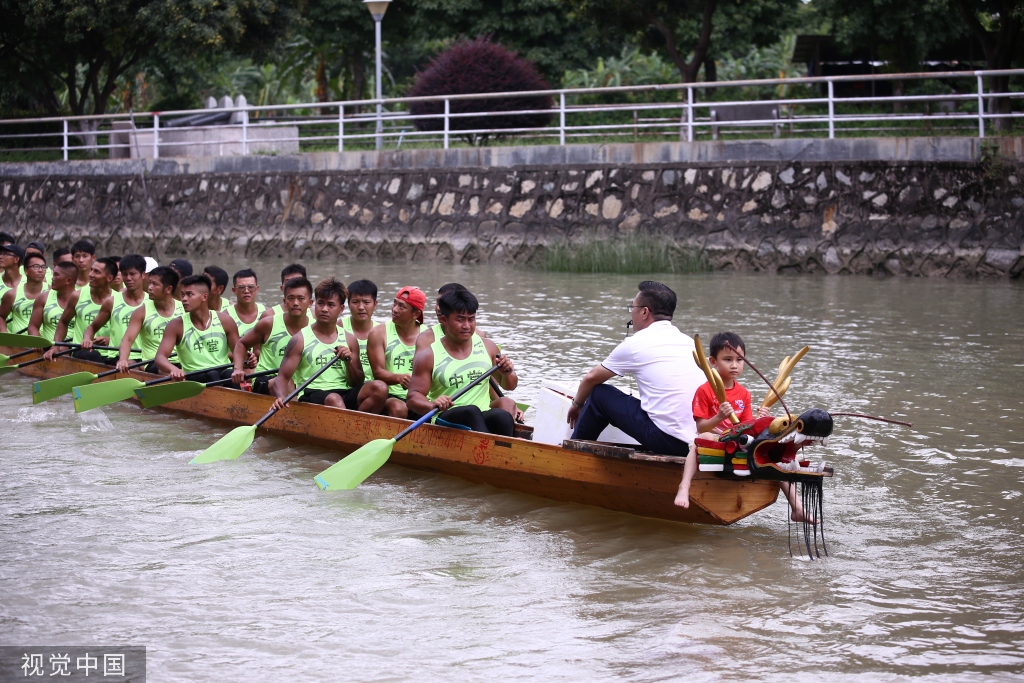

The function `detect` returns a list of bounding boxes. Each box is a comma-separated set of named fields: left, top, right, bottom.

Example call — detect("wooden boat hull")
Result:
left=2, top=348, right=781, bottom=525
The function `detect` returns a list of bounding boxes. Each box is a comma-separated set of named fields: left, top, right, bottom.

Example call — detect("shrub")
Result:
left=408, top=38, right=554, bottom=144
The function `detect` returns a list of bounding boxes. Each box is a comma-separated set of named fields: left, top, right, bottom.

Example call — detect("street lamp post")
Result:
left=363, top=0, right=391, bottom=151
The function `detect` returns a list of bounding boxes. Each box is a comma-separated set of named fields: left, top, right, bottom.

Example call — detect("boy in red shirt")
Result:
left=675, top=331, right=812, bottom=523
left=691, top=331, right=769, bottom=433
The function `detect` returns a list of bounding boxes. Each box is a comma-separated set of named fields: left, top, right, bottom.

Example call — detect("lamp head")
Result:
left=363, top=0, right=391, bottom=21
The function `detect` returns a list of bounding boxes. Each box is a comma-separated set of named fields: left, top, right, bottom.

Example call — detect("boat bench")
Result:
left=561, top=439, right=686, bottom=465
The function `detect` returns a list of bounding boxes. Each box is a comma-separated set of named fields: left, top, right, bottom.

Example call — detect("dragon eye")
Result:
left=738, top=434, right=754, bottom=447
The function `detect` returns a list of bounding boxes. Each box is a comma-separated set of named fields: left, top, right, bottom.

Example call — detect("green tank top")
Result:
left=426, top=335, right=492, bottom=413
left=341, top=315, right=379, bottom=381
left=71, top=290, right=106, bottom=345
left=40, top=290, right=67, bottom=342
left=175, top=311, right=229, bottom=373
left=256, top=314, right=299, bottom=373
left=8, top=283, right=40, bottom=334
left=0, top=279, right=10, bottom=310
left=139, top=299, right=184, bottom=362
left=105, top=291, right=146, bottom=359
left=384, top=320, right=421, bottom=398
left=227, top=302, right=266, bottom=339
left=270, top=303, right=284, bottom=317
left=294, top=326, right=350, bottom=392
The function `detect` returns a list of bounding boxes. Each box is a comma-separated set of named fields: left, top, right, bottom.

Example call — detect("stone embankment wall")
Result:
left=1, top=138, right=1022, bottom=277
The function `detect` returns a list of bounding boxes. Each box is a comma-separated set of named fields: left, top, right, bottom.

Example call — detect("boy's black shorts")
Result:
left=299, top=383, right=363, bottom=410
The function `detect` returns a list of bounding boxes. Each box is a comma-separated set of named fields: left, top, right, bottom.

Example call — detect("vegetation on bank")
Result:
left=536, top=237, right=708, bottom=275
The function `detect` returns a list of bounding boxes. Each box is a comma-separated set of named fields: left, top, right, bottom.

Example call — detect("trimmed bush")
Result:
left=408, top=38, right=554, bottom=144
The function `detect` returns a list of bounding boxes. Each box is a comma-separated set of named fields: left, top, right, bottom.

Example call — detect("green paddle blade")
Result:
left=0, top=353, right=9, bottom=365
left=0, top=365, right=23, bottom=376
left=72, top=377, right=144, bottom=412
left=33, top=372, right=99, bottom=404
left=190, top=425, right=257, bottom=464
left=314, top=438, right=397, bottom=490
left=134, top=381, right=207, bottom=409
left=0, top=333, right=51, bottom=348
left=516, top=402, right=530, bottom=412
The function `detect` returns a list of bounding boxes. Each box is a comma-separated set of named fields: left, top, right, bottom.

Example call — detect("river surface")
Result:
left=2, top=261, right=1023, bottom=682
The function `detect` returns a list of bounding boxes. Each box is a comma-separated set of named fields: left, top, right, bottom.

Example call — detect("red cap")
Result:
left=396, top=286, right=426, bottom=311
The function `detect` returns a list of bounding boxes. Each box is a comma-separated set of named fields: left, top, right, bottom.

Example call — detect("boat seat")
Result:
left=562, top=439, right=687, bottom=465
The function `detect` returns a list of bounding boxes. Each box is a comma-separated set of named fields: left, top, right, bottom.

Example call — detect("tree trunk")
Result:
left=350, top=52, right=366, bottom=116
left=651, top=0, right=718, bottom=84
left=955, top=0, right=1022, bottom=132
left=703, top=53, right=717, bottom=99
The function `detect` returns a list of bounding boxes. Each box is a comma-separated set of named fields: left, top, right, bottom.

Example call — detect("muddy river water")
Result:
left=2, top=261, right=1022, bottom=681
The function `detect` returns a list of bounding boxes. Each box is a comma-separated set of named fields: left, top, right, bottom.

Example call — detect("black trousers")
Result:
left=440, top=405, right=514, bottom=437
left=71, top=348, right=105, bottom=363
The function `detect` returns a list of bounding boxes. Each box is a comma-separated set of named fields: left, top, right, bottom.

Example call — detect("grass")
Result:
left=536, top=236, right=708, bottom=274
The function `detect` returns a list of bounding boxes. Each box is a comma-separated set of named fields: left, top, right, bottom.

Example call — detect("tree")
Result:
left=0, top=0, right=298, bottom=121
left=953, top=0, right=1024, bottom=128
left=569, top=0, right=800, bottom=84
left=407, top=37, right=553, bottom=144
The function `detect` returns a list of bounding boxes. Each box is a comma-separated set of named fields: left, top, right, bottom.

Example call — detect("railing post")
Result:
left=62, top=119, right=68, bottom=161
left=559, top=92, right=565, bottom=146
left=687, top=87, right=694, bottom=142
left=827, top=79, right=835, bottom=139
left=443, top=98, right=450, bottom=150
left=241, top=106, right=248, bottom=155
left=153, top=114, right=160, bottom=159
left=338, top=104, right=344, bottom=152
left=976, top=73, right=985, bottom=139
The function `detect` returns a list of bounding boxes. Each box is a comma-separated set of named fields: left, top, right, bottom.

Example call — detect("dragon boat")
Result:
left=1, top=345, right=835, bottom=529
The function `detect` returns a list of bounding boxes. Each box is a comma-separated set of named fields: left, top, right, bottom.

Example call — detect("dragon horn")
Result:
left=762, top=375, right=792, bottom=410
left=779, top=346, right=810, bottom=380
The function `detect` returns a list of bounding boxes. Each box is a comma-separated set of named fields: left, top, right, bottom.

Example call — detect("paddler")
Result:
left=44, top=257, right=118, bottom=362
left=367, top=286, right=425, bottom=418
left=115, top=266, right=183, bottom=374
left=0, top=249, right=48, bottom=334
left=202, top=266, right=230, bottom=312
left=22, top=241, right=53, bottom=288
left=414, top=282, right=520, bottom=422
left=71, top=240, right=95, bottom=289
left=226, top=269, right=266, bottom=338
left=168, top=259, right=193, bottom=300
left=28, top=261, right=78, bottom=342
left=339, top=279, right=381, bottom=382
left=0, top=243, right=23, bottom=309
left=154, top=274, right=242, bottom=383
left=263, top=264, right=307, bottom=318
left=53, top=247, right=72, bottom=265
left=271, top=278, right=387, bottom=413
left=414, top=283, right=488, bottom=351
left=232, top=277, right=312, bottom=395
left=406, top=287, right=517, bottom=436
left=81, top=255, right=149, bottom=365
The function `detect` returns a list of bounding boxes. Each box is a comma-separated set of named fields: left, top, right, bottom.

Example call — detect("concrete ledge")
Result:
left=2, top=137, right=1021, bottom=178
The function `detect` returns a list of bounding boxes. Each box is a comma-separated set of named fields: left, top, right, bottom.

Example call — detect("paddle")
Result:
left=72, top=363, right=233, bottom=413
left=189, top=354, right=345, bottom=465
left=134, top=368, right=279, bottom=409
left=0, top=332, right=53, bottom=349
left=314, top=362, right=503, bottom=491
left=0, top=348, right=37, bottom=366
left=0, top=348, right=76, bottom=376
left=32, top=360, right=149, bottom=404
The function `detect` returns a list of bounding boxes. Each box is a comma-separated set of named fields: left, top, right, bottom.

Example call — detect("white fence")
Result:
left=0, top=69, right=1022, bottom=161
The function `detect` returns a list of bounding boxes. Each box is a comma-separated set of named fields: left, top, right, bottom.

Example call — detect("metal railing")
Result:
left=0, top=69, right=1021, bottom=162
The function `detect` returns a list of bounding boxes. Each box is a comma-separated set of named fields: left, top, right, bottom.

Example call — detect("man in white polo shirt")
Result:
left=567, top=281, right=705, bottom=456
